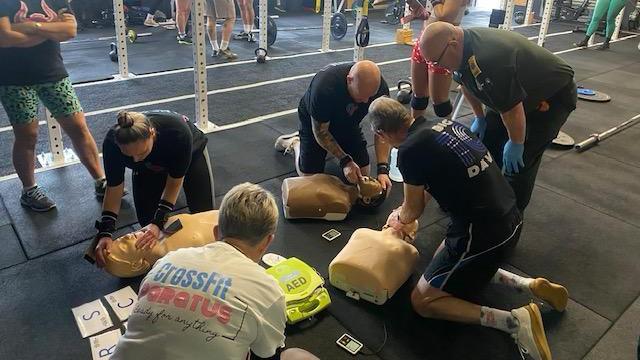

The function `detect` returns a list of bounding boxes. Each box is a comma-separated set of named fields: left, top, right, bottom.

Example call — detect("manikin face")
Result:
left=357, top=176, right=386, bottom=208
left=105, top=231, right=153, bottom=278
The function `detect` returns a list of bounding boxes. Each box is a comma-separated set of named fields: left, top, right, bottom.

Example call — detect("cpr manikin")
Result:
left=329, top=221, right=420, bottom=305
left=282, top=174, right=386, bottom=220
left=104, top=210, right=219, bottom=278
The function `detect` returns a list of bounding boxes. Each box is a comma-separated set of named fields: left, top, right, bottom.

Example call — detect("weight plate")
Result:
left=578, top=90, right=611, bottom=102
left=551, top=131, right=575, bottom=148
left=331, top=13, right=348, bottom=41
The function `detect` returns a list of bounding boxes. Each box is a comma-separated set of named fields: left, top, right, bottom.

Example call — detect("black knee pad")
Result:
left=410, top=95, right=429, bottom=111
left=434, top=100, right=453, bottom=117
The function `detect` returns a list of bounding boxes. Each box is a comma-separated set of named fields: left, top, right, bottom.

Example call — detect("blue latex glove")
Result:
left=502, top=140, right=525, bottom=174
left=470, top=116, right=487, bottom=140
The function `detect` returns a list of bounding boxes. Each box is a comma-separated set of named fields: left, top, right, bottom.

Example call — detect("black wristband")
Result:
left=339, top=155, right=354, bottom=168
left=377, top=162, right=390, bottom=175
left=95, top=210, right=118, bottom=239
left=151, top=199, right=174, bottom=229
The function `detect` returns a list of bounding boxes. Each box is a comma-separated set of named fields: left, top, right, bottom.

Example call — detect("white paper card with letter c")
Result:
left=105, top=286, right=138, bottom=321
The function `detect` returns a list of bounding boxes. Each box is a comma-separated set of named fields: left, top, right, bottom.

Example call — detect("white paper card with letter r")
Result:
left=72, top=299, right=114, bottom=338
left=105, top=286, right=138, bottom=321
left=89, top=329, right=122, bottom=360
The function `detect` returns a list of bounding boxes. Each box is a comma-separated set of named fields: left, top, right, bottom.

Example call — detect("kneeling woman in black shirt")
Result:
left=94, top=110, right=214, bottom=267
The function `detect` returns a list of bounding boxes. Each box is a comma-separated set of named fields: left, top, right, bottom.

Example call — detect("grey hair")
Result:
left=368, top=96, right=412, bottom=134
left=218, top=183, right=279, bottom=246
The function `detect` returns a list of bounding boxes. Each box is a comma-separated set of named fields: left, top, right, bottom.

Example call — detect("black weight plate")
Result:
left=331, top=13, right=348, bottom=41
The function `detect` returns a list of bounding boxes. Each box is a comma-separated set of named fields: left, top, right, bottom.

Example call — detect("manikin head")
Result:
left=114, top=111, right=156, bottom=162
left=347, top=60, right=382, bottom=104
left=105, top=230, right=153, bottom=277
left=368, top=96, right=414, bottom=148
left=214, top=183, right=279, bottom=263
left=419, top=22, right=465, bottom=73
left=357, top=176, right=387, bottom=208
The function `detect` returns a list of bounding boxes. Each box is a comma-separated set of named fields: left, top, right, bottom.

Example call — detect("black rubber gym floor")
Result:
left=0, top=9, right=639, bottom=360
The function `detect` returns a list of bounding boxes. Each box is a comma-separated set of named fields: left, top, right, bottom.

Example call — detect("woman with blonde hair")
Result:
left=93, top=110, right=215, bottom=268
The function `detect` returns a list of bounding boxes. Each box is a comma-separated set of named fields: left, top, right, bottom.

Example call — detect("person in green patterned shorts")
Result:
left=0, top=0, right=106, bottom=212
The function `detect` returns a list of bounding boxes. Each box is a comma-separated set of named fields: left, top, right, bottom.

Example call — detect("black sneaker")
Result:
left=220, top=48, right=238, bottom=60
left=234, top=31, right=249, bottom=40
left=211, top=49, right=220, bottom=57
left=95, top=178, right=129, bottom=198
left=274, top=5, right=287, bottom=13
left=598, top=40, right=610, bottom=50
left=20, top=186, right=56, bottom=212
left=574, top=36, right=589, bottom=48
left=177, top=34, right=193, bottom=45
left=247, top=32, right=256, bottom=42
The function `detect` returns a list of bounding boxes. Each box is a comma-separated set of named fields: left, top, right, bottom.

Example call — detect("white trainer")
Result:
left=511, top=303, right=552, bottom=360
left=274, top=131, right=300, bottom=154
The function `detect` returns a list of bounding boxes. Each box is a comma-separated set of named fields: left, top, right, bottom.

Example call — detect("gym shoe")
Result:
left=234, top=31, right=249, bottom=40
left=20, top=186, right=56, bottom=212
left=247, top=32, right=256, bottom=42
left=274, top=5, right=287, bottom=13
left=177, top=34, right=193, bottom=45
left=529, top=278, right=569, bottom=312
left=511, top=304, right=552, bottom=360
left=598, top=40, right=610, bottom=50
left=144, top=17, right=160, bottom=27
left=95, top=178, right=129, bottom=199
left=220, top=48, right=238, bottom=60
left=211, top=49, right=220, bottom=58
left=274, top=132, right=300, bottom=154
left=574, top=36, right=589, bottom=48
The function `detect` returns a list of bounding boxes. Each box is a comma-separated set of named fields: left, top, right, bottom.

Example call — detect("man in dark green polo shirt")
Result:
left=419, top=22, right=577, bottom=211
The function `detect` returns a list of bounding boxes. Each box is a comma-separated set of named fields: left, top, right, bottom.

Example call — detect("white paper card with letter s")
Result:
left=105, top=286, right=138, bottom=321
left=89, top=329, right=122, bottom=360
left=72, top=299, right=113, bottom=338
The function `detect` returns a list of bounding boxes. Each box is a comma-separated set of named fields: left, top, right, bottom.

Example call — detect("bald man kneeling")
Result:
left=274, top=61, right=393, bottom=191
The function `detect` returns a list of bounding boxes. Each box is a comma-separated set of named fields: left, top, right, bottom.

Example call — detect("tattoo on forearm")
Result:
left=312, top=119, right=347, bottom=160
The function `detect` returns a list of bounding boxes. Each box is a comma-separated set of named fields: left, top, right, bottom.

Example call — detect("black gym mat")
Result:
left=61, top=10, right=409, bottom=84
left=510, top=185, right=640, bottom=320
left=0, top=224, right=26, bottom=270
left=583, top=297, right=640, bottom=360
left=0, top=231, right=141, bottom=360
left=536, top=150, right=640, bottom=229
left=206, top=123, right=296, bottom=196
left=285, top=312, right=383, bottom=359
left=0, top=165, right=187, bottom=259
left=591, top=126, right=640, bottom=169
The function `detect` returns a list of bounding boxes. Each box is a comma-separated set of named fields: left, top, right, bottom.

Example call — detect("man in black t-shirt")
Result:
left=368, top=97, right=569, bottom=360
left=0, top=0, right=106, bottom=212
left=274, top=61, right=393, bottom=189
left=419, top=22, right=577, bottom=212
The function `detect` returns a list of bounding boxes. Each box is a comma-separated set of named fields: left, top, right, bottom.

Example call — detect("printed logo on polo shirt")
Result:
left=131, top=261, right=248, bottom=343
left=431, top=119, right=494, bottom=178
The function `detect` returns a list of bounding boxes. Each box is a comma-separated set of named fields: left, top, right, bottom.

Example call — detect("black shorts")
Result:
left=297, top=126, right=369, bottom=174
left=423, top=207, right=523, bottom=298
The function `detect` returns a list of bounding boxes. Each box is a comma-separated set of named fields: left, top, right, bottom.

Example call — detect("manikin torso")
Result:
left=104, top=210, right=218, bottom=278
